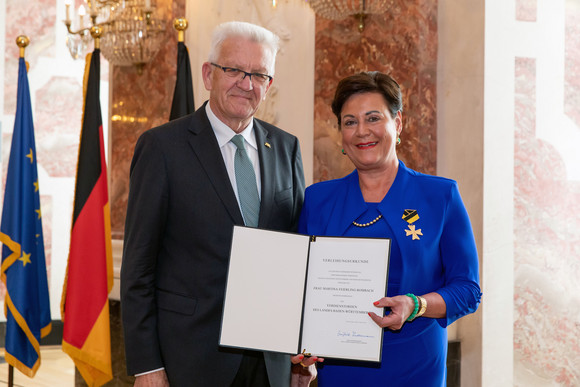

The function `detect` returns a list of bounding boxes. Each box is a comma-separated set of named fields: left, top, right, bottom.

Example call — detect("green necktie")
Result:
left=231, top=135, right=260, bottom=227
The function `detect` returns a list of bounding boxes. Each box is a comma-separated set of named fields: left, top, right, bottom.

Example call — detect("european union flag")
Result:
left=0, top=57, right=51, bottom=377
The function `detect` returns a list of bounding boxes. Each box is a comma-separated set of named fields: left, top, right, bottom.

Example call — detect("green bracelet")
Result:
left=406, top=293, right=419, bottom=321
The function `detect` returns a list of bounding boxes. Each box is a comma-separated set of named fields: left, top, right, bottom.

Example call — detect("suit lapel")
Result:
left=377, top=161, right=412, bottom=256
left=187, top=106, right=244, bottom=224
left=254, top=120, right=274, bottom=227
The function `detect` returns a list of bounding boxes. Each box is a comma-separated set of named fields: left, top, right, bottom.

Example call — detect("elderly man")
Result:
left=121, top=21, right=315, bottom=387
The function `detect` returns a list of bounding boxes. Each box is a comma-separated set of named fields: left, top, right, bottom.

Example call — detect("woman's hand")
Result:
left=290, top=354, right=324, bottom=387
left=368, top=295, right=416, bottom=330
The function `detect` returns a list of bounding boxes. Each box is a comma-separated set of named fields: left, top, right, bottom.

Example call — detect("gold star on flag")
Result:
left=405, top=224, right=423, bottom=240
left=33, top=180, right=39, bottom=192
left=26, top=148, right=33, bottom=163
left=36, top=208, right=42, bottom=219
left=19, top=251, right=31, bottom=267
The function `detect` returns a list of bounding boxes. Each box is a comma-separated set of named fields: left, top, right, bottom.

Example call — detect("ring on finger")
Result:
left=299, top=361, right=308, bottom=368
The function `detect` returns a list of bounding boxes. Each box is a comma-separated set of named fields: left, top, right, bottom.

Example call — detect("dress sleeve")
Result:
left=297, top=187, right=310, bottom=235
left=435, top=182, right=482, bottom=327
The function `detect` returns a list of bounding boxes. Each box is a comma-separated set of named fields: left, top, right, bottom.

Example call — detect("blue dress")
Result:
left=298, top=161, right=481, bottom=386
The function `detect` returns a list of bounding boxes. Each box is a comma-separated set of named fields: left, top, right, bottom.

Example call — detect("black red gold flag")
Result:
left=61, top=48, right=113, bottom=387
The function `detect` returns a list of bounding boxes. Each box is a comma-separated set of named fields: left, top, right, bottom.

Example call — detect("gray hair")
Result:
left=208, top=21, right=280, bottom=74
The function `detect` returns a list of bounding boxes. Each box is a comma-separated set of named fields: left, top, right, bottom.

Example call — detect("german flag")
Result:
left=61, top=48, right=113, bottom=387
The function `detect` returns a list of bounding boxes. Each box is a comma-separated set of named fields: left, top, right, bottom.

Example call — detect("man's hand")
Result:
left=134, top=369, right=169, bottom=387
left=290, top=354, right=324, bottom=387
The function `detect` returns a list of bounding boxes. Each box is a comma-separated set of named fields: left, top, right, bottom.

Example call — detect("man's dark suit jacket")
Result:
left=121, top=102, right=305, bottom=387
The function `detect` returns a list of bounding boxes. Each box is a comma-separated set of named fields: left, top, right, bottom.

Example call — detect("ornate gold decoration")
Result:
left=16, top=35, right=30, bottom=58
left=174, top=18, right=188, bottom=43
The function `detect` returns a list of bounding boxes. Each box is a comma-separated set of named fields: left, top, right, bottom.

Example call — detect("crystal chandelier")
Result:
left=64, top=0, right=166, bottom=73
left=307, top=0, right=394, bottom=32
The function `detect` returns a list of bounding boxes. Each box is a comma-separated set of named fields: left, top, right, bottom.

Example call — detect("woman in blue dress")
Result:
left=297, top=72, right=482, bottom=386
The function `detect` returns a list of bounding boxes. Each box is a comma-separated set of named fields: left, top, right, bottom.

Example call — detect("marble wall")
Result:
left=513, top=0, right=580, bottom=384
left=109, top=0, right=185, bottom=238
left=313, top=0, right=437, bottom=182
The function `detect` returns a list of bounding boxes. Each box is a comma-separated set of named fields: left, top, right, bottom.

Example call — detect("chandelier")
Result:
left=64, top=0, right=166, bottom=73
left=307, top=0, right=394, bottom=32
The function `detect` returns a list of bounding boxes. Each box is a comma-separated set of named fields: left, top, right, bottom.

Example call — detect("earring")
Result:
left=341, top=149, right=347, bottom=155
left=396, top=137, right=401, bottom=145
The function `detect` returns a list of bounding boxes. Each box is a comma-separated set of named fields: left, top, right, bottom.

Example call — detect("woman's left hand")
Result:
left=368, top=295, right=415, bottom=330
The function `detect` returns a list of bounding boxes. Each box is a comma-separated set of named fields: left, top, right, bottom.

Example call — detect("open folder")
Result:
left=220, top=226, right=391, bottom=362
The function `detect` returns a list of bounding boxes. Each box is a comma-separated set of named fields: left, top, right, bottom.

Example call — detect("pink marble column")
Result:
left=109, top=0, right=186, bottom=239
left=313, top=0, right=438, bottom=182
left=513, top=1, right=580, bottom=384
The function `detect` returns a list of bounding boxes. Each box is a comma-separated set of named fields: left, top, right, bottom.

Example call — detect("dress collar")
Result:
left=325, top=161, right=410, bottom=236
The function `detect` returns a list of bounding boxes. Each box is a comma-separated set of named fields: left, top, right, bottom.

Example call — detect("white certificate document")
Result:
left=220, top=226, right=390, bottom=362
left=300, top=236, right=390, bottom=362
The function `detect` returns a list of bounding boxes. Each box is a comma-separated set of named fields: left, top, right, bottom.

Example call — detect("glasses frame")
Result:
left=210, top=62, right=273, bottom=85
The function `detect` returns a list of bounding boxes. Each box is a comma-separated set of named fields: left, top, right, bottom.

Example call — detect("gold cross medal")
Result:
left=402, top=209, right=422, bottom=240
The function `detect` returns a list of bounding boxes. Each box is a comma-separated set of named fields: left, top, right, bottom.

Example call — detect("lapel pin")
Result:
left=402, top=209, right=422, bottom=240
left=265, top=142, right=271, bottom=148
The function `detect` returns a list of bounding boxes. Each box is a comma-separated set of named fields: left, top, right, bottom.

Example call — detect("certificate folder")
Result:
left=220, top=226, right=391, bottom=362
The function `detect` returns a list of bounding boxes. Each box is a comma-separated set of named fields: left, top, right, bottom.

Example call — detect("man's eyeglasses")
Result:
left=210, top=63, right=273, bottom=86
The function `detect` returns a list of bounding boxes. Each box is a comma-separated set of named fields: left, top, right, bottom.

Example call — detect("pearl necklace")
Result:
left=352, top=214, right=383, bottom=227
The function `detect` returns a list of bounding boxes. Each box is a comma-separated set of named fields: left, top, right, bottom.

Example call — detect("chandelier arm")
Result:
left=92, top=0, right=123, bottom=8
left=64, top=22, right=93, bottom=36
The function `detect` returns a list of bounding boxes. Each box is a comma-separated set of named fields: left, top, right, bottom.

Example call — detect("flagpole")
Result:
left=8, top=365, right=13, bottom=387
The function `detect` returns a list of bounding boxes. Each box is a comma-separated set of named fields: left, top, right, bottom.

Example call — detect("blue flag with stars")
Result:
left=0, top=57, right=51, bottom=377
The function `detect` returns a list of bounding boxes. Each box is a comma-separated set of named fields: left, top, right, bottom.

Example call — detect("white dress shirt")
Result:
left=205, top=102, right=262, bottom=205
